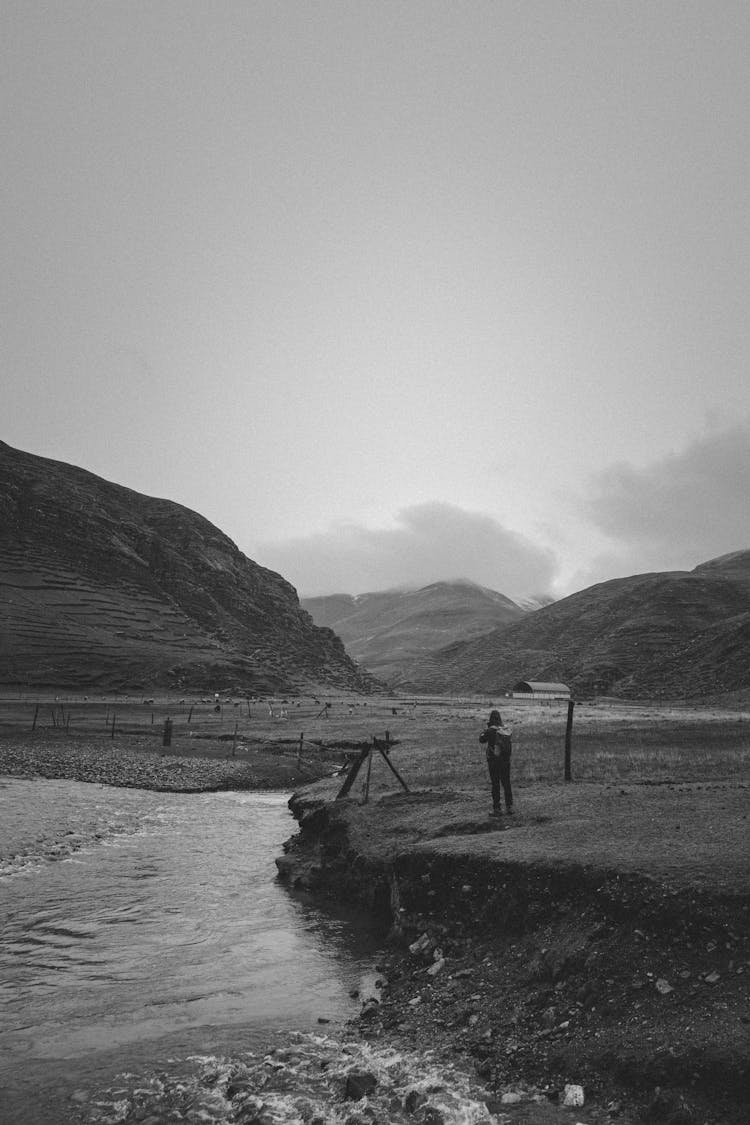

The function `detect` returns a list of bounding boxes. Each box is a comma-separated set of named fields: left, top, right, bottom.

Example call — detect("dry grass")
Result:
left=3, top=690, right=748, bottom=898
left=1, top=690, right=748, bottom=790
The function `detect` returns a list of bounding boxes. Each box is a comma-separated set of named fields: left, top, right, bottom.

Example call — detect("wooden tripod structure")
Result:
left=336, top=732, right=409, bottom=802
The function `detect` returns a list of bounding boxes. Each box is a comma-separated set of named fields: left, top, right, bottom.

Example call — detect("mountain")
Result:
left=422, top=552, right=750, bottom=698
left=302, top=581, right=524, bottom=685
left=0, top=441, right=372, bottom=693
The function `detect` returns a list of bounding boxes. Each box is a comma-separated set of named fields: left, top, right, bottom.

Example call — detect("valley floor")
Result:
left=3, top=693, right=749, bottom=1121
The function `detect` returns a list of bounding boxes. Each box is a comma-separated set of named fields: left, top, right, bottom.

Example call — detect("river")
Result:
left=0, top=776, right=501, bottom=1125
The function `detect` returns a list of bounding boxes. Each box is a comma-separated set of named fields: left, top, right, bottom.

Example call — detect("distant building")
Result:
left=512, top=680, right=571, bottom=701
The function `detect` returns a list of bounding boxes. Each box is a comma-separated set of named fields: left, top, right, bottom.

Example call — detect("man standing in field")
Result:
left=479, top=709, right=513, bottom=816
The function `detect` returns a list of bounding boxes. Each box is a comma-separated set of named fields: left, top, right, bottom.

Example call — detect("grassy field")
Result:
left=1, top=690, right=748, bottom=789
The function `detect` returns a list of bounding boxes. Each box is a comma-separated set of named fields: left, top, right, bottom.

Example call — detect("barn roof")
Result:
left=513, top=680, right=571, bottom=693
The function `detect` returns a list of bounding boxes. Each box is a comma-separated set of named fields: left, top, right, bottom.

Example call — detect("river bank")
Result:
left=0, top=733, right=340, bottom=792
left=277, top=779, right=750, bottom=1125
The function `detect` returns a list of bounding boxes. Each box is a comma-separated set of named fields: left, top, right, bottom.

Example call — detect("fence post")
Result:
left=564, top=700, right=575, bottom=781
left=297, top=731, right=303, bottom=766
left=31, top=703, right=39, bottom=732
left=163, top=717, right=173, bottom=747
left=111, top=711, right=116, bottom=739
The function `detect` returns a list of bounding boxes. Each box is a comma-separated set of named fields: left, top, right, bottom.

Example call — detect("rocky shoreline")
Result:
left=277, top=782, right=750, bottom=1125
left=0, top=735, right=338, bottom=792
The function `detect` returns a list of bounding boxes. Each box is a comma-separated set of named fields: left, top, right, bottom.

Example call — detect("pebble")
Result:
left=0, top=738, right=328, bottom=794
left=562, top=1084, right=585, bottom=1107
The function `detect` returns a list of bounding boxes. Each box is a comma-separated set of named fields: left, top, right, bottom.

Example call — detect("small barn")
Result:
left=512, top=680, right=571, bottom=701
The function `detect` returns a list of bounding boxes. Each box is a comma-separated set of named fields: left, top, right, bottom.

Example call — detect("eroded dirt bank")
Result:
left=277, top=782, right=750, bottom=1125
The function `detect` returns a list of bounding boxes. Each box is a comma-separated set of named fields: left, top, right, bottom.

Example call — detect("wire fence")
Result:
left=1, top=693, right=748, bottom=786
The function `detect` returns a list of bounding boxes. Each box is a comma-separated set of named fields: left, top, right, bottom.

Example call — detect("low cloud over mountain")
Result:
left=255, top=502, right=557, bottom=601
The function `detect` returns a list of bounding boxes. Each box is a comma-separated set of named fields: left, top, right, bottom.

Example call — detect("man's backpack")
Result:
left=488, top=728, right=512, bottom=756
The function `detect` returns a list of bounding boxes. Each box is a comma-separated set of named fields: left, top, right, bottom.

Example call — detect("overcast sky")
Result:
left=3, top=2, right=749, bottom=601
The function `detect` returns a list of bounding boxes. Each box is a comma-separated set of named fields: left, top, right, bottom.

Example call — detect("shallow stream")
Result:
left=0, top=777, right=506, bottom=1125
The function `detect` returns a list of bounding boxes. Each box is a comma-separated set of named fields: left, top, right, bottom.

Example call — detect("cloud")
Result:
left=580, top=420, right=750, bottom=580
left=253, top=502, right=557, bottom=600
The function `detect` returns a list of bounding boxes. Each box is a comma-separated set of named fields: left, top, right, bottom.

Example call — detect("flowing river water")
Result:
left=0, top=776, right=503, bottom=1125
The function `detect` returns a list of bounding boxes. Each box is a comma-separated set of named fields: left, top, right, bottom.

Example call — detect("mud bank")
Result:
left=277, top=782, right=750, bottom=1125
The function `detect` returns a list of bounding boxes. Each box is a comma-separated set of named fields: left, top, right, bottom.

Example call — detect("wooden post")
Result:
left=564, top=700, right=575, bottom=781
left=336, top=745, right=371, bottom=799
left=374, top=737, right=409, bottom=792
left=297, top=731, right=303, bottom=766
left=232, top=721, right=238, bottom=757
left=187, top=706, right=193, bottom=725
left=163, top=717, right=173, bottom=747
left=31, top=703, right=39, bottom=732
left=363, top=744, right=373, bottom=803
left=111, top=711, right=116, bottom=739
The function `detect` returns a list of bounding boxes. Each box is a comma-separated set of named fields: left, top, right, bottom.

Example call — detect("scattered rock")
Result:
left=409, top=933, right=434, bottom=958
left=344, top=1069, right=378, bottom=1100
left=562, top=1084, right=585, bottom=1107
left=501, top=1090, right=524, bottom=1104
left=404, top=1087, right=427, bottom=1113
left=417, top=1107, right=446, bottom=1125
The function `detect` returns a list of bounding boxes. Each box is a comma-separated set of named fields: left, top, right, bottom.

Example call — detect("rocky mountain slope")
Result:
left=302, top=581, right=524, bottom=686
left=424, top=551, right=750, bottom=698
left=0, top=441, right=371, bottom=693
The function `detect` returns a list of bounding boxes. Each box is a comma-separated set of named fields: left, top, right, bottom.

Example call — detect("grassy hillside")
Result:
left=303, top=581, right=523, bottom=685
left=424, top=555, right=750, bottom=698
left=0, top=441, right=371, bottom=693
